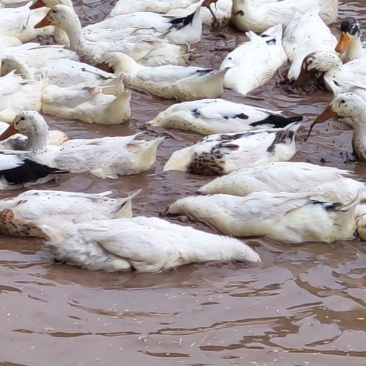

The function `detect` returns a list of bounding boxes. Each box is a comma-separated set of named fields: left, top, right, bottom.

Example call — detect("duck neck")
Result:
left=3, top=58, right=34, bottom=80
left=351, top=108, right=366, bottom=160
left=346, top=37, right=365, bottom=61
left=233, top=0, right=251, bottom=10
left=26, top=127, right=49, bottom=154
left=58, top=10, right=86, bottom=51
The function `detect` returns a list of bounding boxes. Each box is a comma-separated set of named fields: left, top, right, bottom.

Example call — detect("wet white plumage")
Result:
left=219, top=24, right=287, bottom=95
left=149, top=98, right=302, bottom=134
left=0, top=111, right=163, bottom=178
left=199, top=162, right=366, bottom=202
left=103, top=52, right=228, bottom=101
left=40, top=215, right=261, bottom=273
left=163, top=122, right=301, bottom=175
left=0, top=189, right=140, bottom=237
left=167, top=190, right=361, bottom=243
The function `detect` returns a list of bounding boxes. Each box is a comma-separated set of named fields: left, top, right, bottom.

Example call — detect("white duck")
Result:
left=41, top=80, right=131, bottom=125
left=163, top=121, right=301, bottom=175
left=219, top=24, right=287, bottom=95
left=0, top=111, right=163, bottom=178
left=35, top=4, right=189, bottom=66
left=293, top=52, right=366, bottom=90
left=0, top=42, right=79, bottom=66
left=0, top=153, right=67, bottom=190
left=103, top=52, right=229, bottom=101
left=169, top=0, right=232, bottom=27
left=198, top=162, right=366, bottom=202
left=34, top=0, right=203, bottom=45
left=149, top=98, right=302, bottom=134
left=0, top=189, right=140, bottom=238
left=0, top=1, right=54, bottom=42
left=0, top=120, right=68, bottom=150
left=84, top=2, right=203, bottom=46
left=231, top=0, right=324, bottom=34
left=307, top=93, right=366, bottom=162
left=1, top=0, right=33, bottom=4
left=0, top=70, right=46, bottom=122
left=335, top=17, right=366, bottom=63
left=283, top=9, right=338, bottom=81
left=0, top=34, right=21, bottom=49
left=108, top=0, right=195, bottom=17
left=1, top=54, right=115, bottom=87
left=166, top=190, right=361, bottom=243
left=39, top=215, right=261, bottom=273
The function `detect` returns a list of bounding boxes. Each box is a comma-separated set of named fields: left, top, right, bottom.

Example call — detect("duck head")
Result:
left=336, top=17, right=361, bottom=53
left=305, top=92, right=363, bottom=140
left=0, top=111, right=49, bottom=142
left=292, top=51, right=342, bottom=88
left=34, top=4, right=73, bottom=28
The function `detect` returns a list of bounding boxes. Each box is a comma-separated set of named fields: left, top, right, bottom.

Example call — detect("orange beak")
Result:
left=34, top=11, right=52, bottom=28
left=29, top=0, right=46, bottom=9
left=305, top=105, right=338, bottom=141
left=0, top=123, right=18, bottom=141
left=335, top=32, right=350, bottom=53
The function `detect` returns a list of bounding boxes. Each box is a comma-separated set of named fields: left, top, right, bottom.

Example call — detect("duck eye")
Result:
left=340, top=99, right=345, bottom=104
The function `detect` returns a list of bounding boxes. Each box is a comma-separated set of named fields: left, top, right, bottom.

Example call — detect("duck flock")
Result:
left=0, top=0, right=366, bottom=273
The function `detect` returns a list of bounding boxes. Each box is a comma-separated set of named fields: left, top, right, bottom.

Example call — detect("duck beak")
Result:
left=29, top=0, right=46, bottom=9
left=292, top=67, right=313, bottom=88
left=305, top=105, right=337, bottom=141
left=34, top=11, right=51, bottom=28
left=0, top=123, right=18, bottom=141
left=335, top=32, right=350, bottom=53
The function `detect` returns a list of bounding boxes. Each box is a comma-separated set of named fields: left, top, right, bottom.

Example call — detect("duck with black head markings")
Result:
left=336, top=17, right=366, bottom=62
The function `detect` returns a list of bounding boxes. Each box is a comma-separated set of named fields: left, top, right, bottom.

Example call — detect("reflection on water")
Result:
left=1, top=0, right=366, bottom=365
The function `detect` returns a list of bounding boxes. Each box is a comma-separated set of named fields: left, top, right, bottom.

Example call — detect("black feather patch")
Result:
left=310, top=200, right=343, bottom=211
left=169, top=10, right=196, bottom=30
left=340, top=17, right=359, bottom=35
left=251, top=115, right=303, bottom=129
left=1, top=158, right=68, bottom=185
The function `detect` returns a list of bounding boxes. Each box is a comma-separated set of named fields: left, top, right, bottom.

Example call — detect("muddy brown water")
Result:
left=1, top=1, right=366, bottom=365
